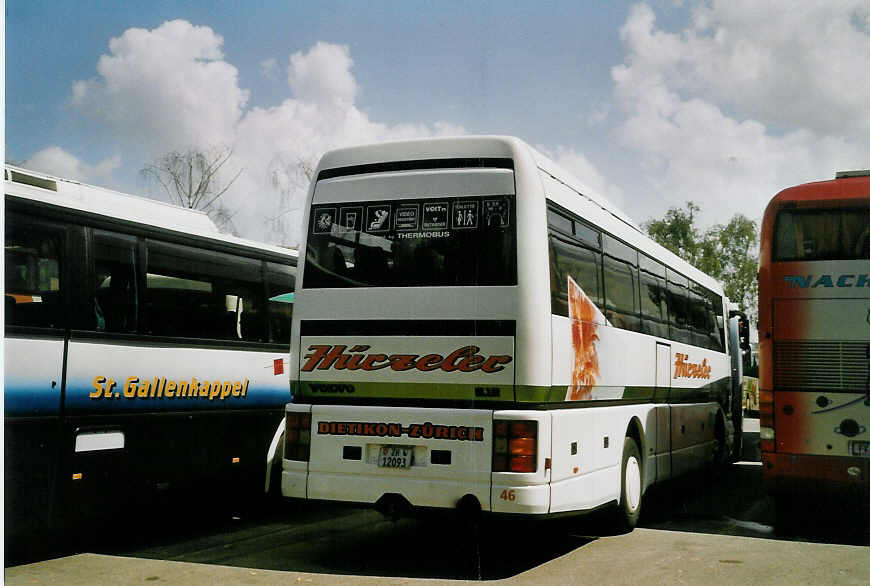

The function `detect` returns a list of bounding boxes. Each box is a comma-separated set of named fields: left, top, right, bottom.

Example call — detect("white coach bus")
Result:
left=273, top=136, right=746, bottom=528
left=4, top=166, right=296, bottom=553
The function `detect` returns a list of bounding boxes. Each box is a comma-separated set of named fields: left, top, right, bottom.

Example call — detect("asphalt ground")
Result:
left=7, top=422, right=869, bottom=584
left=6, top=528, right=870, bottom=585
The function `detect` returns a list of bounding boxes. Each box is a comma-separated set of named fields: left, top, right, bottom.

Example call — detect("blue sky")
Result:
left=6, top=1, right=869, bottom=245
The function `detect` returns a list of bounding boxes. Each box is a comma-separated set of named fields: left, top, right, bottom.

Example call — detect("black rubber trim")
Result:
left=67, top=329, right=289, bottom=352
left=300, top=319, right=516, bottom=337
left=317, top=158, right=514, bottom=181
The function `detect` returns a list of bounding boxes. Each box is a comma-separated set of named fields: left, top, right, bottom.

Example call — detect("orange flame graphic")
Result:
left=567, top=276, right=600, bottom=401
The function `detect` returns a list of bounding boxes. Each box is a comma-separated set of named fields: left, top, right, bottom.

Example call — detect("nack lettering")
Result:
left=784, top=274, right=870, bottom=289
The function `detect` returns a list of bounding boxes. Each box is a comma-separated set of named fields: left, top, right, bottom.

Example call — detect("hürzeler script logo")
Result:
left=673, top=353, right=712, bottom=380
left=301, top=344, right=513, bottom=374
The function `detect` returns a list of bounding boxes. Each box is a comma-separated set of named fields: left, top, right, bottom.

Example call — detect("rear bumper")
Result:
left=281, top=466, right=551, bottom=514
left=762, top=452, right=869, bottom=499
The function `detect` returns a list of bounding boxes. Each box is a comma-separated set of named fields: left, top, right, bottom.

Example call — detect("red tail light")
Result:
left=493, top=420, right=538, bottom=473
left=759, top=389, right=775, bottom=453
left=284, top=411, right=311, bottom=461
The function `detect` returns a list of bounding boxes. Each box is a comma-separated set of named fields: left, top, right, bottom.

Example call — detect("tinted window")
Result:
left=304, top=195, right=516, bottom=288
left=666, top=270, right=692, bottom=344
left=5, top=218, right=64, bottom=328
left=774, top=208, right=870, bottom=260
left=603, top=255, right=640, bottom=332
left=603, top=235, right=637, bottom=265
left=639, top=271, right=668, bottom=339
left=267, top=261, right=295, bottom=344
left=707, top=289, right=725, bottom=351
left=547, top=209, right=573, bottom=235
left=573, top=221, right=601, bottom=250
left=601, top=235, right=639, bottom=331
left=145, top=241, right=266, bottom=341
left=544, top=206, right=725, bottom=348
left=549, top=234, right=603, bottom=317
left=639, top=254, right=666, bottom=278
left=93, top=230, right=138, bottom=333
left=688, top=285, right=711, bottom=348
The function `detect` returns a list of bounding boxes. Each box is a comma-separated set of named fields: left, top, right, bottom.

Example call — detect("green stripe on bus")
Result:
left=295, top=377, right=730, bottom=405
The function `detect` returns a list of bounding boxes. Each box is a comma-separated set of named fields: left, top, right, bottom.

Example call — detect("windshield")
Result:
left=303, top=195, right=517, bottom=288
left=773, top=207, right=870, bottom=261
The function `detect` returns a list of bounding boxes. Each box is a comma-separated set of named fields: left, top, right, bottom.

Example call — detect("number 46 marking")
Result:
left=499, top=489, right=516, bottom=502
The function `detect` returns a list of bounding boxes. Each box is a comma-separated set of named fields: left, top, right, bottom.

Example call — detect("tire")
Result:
left=268, top=437, right=284, bottom=499
left=615, top=436, right=643, bottom=531
left=712, top=416, right=728, bottom=470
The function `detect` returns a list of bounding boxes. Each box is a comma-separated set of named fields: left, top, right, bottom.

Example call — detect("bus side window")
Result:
left=548, top=234, right=603, bottom=317
left=602, top=235, right=640, bottom=332
left=689, top=283, right=724, bottom=352
left=688, top=284, right=711, bottom=349
left=4, top=219, right=64, bottom=329
left=707, top=290, right=725, bottom=351
left=602, top=255, right=640, bottom=332
left=666, top=270, right=692, bottom=345
left=92, top=230, right=138, bottom=333
left=145, top=240, right=266, bottom=342
left=266, top=261, right=296, bottom=344
left=639, top=270, right=668, bottom=339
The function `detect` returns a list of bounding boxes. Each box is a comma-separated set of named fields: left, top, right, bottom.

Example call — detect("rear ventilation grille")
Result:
left=8, top=170, right=58, bottom=191
left=775, top=340, right=869, bottom=391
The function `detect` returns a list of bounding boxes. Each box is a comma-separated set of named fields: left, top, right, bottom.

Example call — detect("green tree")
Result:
left=645, top=201, right=702, bottom=265
left=644, top=202, right=758, bottom=319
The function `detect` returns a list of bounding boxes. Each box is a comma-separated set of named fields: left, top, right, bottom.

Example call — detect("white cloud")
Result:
left=65, top=23, right=465, bottom=246
left=71, top=20, right=248, bottom=157
left=617, top=1, right=870, bottom=135
left=611, top=2, right=869, bottom=227
left=228, top=43, right=465, bottom=245
left=24, top=147, right=121, bottom=183
left=288, top=42, right=357, bottom=106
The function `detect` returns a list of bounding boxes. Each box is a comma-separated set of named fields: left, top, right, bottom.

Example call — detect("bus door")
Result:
left=653, top=342, right=672, bottom=481
left=4, top=215, right=68, bottom=539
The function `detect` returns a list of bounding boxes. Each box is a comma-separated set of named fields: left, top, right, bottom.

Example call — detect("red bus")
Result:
left=758, top=170, right=870, bottom=515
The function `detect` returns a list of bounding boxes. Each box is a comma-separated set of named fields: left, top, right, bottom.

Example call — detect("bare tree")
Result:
left=265, top=153, right=315, bottom=246
left=141, top=146, right=243, bottom=234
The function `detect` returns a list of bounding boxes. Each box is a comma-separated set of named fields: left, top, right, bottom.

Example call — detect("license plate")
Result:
left=850, top=441, right=870, bottom=457
left=377, top=445, right=413, bottom=468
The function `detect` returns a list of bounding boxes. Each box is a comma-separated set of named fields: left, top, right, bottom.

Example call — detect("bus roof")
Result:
left=313, top=135, right=724, bottom=295
left=5, top=165, right=297, bottom=260
left=316, top=135, right=641, bottom=230
left=767, top=172, right=870, bottom=208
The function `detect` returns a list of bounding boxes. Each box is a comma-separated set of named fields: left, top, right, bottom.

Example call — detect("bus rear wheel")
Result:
left=615, top=436, right=642, bottom=531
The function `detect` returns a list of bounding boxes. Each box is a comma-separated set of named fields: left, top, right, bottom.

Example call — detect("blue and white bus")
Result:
left=4, top=166, right=296, bottom=553
left=274, top=136, right=747, bottom=528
